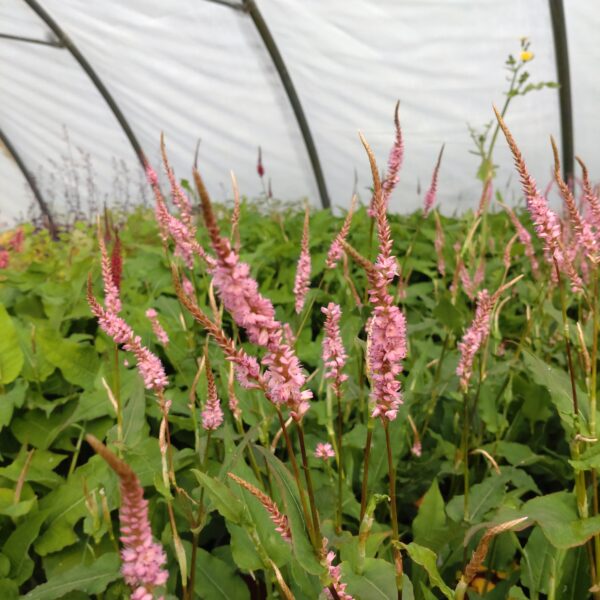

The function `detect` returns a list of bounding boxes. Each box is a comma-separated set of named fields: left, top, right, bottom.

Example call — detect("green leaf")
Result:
left=342, top=558, right=397, bottom=600
left=0, top=579, right=18, bottom=600
left=193, top=470, right=245, bottom=525
left=226, top=522, right=264, bottom=571
left=432, top=297, right=463, bottom=335
left=399, top=542, right=453, bottom=600
left=37, top=329, right=99, bottom=388
left=413, top=479, right=447, bottom=552
left=447, top=475, right=506, bottom=523
left=256, top=446, right=323, bottom=575
left=0, top=304, right=24, bottom=384
left=556, top=546, right=590, bottom=600
left=522, top=351, right=585, bottom=434
left=4, top=510, right=49, bottom=584
left=193, top=547, right=250, bottom=600
left=520, top=527, right=558, bottom=594
left=0, top=379, right=27, bottom=431
left=22, top=553, right=120, bottom=599
left=522, top=491, right=600, bottom=548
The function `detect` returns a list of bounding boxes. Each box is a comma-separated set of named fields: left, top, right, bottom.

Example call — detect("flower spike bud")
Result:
left=230, top=170, right=241, bottom=252
left=257, top=146, right=265, bottom=178
left=227, top=472, right=291, bottom=542
left=110, top=229, right=122, bottom=292
left=160, top=134, right=193, bottom=226
left=551, top=136, right=597, bottom=259
left=576, top=155, right=600, bottom=233
left=382, top=100, right=404, bottom=203
left=423, top=144, right=445, bottom=217
left=294, top=204, right=312, bottom=314
left=326, top=194, right=357, bottom=269
left=369, top=101, right=404, bottom=215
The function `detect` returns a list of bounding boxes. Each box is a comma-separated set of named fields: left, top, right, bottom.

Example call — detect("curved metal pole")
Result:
left=243, top=0, right=331, bottom=209
left=0, top=32, right=63, bottom=47
left=549, top=0, right=574, bottom=184
left=0, top=127, right=58, bottom=239
left=22, top=0, right=146, bottom=167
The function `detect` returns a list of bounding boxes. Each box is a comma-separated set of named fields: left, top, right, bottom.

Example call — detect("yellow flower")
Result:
left=520, top=50, right=534, bottom=62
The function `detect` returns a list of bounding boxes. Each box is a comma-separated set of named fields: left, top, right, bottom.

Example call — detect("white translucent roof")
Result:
left=1, top=0, right=598, bottom=225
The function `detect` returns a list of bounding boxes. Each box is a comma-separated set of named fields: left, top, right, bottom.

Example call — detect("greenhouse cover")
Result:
left=0, top=0, right=598, bottom=225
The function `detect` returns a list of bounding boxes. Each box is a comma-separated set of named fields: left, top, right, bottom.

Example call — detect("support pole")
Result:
left=0, top=127, right=58, bottom=239
left=548, top=0, right=574, bottom=184
left=243, top=0, right=331, bottom=209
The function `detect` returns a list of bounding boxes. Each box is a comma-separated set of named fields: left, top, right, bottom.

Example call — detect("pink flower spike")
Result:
left=88, top=277, right=168, bottom=394
left=577, top=156, right=600, bottom=234
left=194, top=176, right=311, bottom=419
left=146, top=308, right=169, bottom=346
left=201, top=358, right=224, bottom=431
left=322, top=538, right=355, bottom=600
left=494, top=107, right=583, bottom=292
left=551, top=137, right=598, bottom=261
left=0, top=250, right=10, bottom=269
left=182, top=275, right=195, bottom=298
left=423, top=144, right=445, bottom=217
left=161, top=135, right=193, bottom=227
left=501, top=202, right=540, bottom=279
left=293, top=206, right=311, bottom=314
left=86, top=435, right=168, bottom=598
left=315, top=442, right=335, bottom=460
left=98, top=224, right=122, bottom=315
left=321, top=303, right=348, bottom=395
left=360, top=133, right=408, bottom=422
left=456, top=290, right=495, bottom=392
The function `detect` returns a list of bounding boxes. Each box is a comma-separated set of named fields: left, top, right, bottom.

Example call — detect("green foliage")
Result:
left=0, top=163, right=597, bottom=600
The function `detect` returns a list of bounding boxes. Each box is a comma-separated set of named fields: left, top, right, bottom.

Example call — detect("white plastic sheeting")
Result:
left=0, top=0, right=598, bottom=225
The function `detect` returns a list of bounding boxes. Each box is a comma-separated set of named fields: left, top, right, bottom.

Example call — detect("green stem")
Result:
left=335, top=390, right=344, bottom=533
left=113, top=344, right=123, bottom=447
left=275, top=409, right=315, bottom=547
left=297, top=422, right=322, bottom=543
left=188, top=430, right=212, bottom=597
left=359, top=425, right=374, bottom=522
left=554, top=261, right=579, bottom=419
left=383, top=421, right=403, bottom=596
left=590, top=267, right=598, bottom=437
left=462, top=390, right=470, bottom=522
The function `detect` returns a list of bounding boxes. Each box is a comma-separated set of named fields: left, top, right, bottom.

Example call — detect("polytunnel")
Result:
left=0, top=0, right=598, bottom=228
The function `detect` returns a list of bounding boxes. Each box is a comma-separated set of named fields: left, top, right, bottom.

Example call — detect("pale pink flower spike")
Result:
left=87, top=435, right=168, bottom=600
left=361, top=134, right=408, bottom=422
left=201, top=359, right=224, bottom=431
left=322, top=538, right=355, bottom=600
left=321, top=303, right=348, bottom=395
left=456, top=290, right=494, bottom=392
left=146, top=308, right=169, bottom=346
